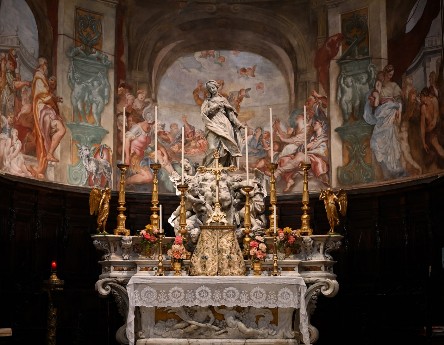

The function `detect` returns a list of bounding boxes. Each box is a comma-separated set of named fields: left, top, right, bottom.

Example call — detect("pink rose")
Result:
left=250, top=240, right=259, bottom=248
left=175, top=236, right=183, bottom=245
left=256, top=250, right=266, bottom=259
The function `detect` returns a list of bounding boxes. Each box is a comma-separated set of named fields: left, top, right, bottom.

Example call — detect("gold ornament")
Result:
left=319, top=188, right=347, bottom=234
left=89, top=186, right=111, bottom=234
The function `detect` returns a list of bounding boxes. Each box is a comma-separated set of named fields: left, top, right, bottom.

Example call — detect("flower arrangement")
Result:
left=139, top=224, right=159, bottom=254
left=276, top=227, right=300, bottom=256
left=249, top=234, right=267, bottom=262
left=167, top=235, right=188, bottom=261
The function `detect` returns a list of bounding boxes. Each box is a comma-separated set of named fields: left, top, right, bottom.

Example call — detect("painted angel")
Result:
left=89, top=187, right=111, bottom=234
left=319, top=188, right=347, bottom=234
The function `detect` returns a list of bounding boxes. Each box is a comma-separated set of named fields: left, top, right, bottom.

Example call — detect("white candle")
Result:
left=159, top=204, right=163, bottom=233
left=273, top=204, right=277, bottom=234
left=269, top=108, right=273, bottom=163
left=245, top=127, right=249, bottom=185
left=154, top=106, right=158, bottom=163
left=181, top=126, right=185, bottom=184
left=304, top=105, right=307, bottom=163
left=122, top=107, right=126, bottom=163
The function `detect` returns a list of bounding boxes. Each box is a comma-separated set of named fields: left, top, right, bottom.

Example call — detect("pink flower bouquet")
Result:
left=249, top=234, right=267, bottom=262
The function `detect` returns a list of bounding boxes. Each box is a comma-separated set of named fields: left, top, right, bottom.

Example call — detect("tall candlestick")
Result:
left=304, top=105, right=307, bottom=163
left=122, top=107, right=126, bottom=163
left=273, top=204, right=277, bottom=234
left=154, top=106, right=158, bottom=163
left=269, top=108, right=273, bottom=163
left=245, top=127, right=249, bottom=184
left=181, top=126, right=185, bottom=184
left=159, top=204, right=163, bottom=233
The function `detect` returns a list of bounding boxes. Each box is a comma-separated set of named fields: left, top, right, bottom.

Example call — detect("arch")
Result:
left=126, top=2, right=314, bottom=107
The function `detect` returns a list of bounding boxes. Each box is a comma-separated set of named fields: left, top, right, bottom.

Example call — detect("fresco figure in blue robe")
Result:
left=364, top=64, right=405, bottom=179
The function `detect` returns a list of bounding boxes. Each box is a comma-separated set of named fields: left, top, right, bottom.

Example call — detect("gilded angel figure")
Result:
left=319, top=188, right=347, bottom=234
left=89, top=186, right=111, bottom=234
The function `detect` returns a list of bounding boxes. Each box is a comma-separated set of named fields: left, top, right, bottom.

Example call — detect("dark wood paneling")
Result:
left=1, top=174, right=444, bottom=345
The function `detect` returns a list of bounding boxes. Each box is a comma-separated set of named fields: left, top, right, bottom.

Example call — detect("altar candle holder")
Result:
left=242, top=185, right=253, bottom=257
left=267, top=163, right=278, bottom=236
left=149, top=163, right=161, bottom=230
left=178, top=183, right=188, bottom=239
left=114, top=164, right=130, bottom=236
left=156, top=233, right=165, bottom=276
left=296, top=162, right=313, bottom=236
left=271, top=232, right=280, bottom=276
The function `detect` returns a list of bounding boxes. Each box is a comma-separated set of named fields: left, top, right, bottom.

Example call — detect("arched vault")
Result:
left=125, top=0, right=316, bottom=107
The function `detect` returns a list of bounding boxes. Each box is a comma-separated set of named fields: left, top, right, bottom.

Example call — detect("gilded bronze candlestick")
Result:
left=296, top=162, right=313, bottom=236
left=114, top=164, right=130, bottom=236
left=177, top=183, right=188, bottom=239
left=156, top=233, right=165, bottom=276
left=268, top=162, right=278, bottom=235
left=149, top=163, right=161, bottom=230
left=242, top=185, right=253, bottom=257
left=271, top=231, right=280, bottom=276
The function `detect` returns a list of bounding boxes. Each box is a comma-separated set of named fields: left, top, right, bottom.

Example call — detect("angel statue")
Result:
left=319, top=188, right=347, bottom=234
left=89, top=186, right=111, bottom=234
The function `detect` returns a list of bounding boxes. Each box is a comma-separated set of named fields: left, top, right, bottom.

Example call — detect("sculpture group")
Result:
left=91, top=80, right=347, bottom=345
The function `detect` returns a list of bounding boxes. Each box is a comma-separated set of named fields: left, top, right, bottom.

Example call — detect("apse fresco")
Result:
left=0, top=0, right=43, bottom=178
left=0, top=0, right=113, bottom=187
left=118, top=50, right=331, bottom=193
left=0, top=0, right=443, bottom=195
left=333, top=3, right=443, bottom=186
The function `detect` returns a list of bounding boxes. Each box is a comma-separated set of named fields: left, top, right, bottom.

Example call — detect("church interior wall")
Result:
left=0, top=0, right=444, bottom=344
left=1, top=0, right=443, bottom=193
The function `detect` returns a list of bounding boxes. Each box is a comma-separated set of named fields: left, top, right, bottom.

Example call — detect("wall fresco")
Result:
left=119, top=50, right=330, bottom=193
left=333, top=3, right=443, bottom=185
left=0, top=0, right=442, bottom=195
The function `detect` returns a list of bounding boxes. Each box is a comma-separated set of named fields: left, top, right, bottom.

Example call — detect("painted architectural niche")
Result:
left=66, top=7, right=112, bottom=188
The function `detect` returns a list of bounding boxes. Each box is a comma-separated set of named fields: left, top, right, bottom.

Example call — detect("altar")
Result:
left=94, top=234, right=342, bottom=345
left=92, top=111, right=344, bottom=345
left=126, top=275, right=310, bottom=345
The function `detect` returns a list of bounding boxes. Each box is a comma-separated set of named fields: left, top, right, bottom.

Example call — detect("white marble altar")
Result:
left=94, top=234, right=342, bottom=345
left=126, top=275, right=310, bottom=345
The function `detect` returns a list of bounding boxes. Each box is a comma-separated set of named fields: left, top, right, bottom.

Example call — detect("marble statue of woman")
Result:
left=201, top=80, right=244, bottom=167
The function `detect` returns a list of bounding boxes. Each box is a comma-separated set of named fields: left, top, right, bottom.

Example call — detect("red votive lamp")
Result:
left=51, top=261, right=57, bottom=271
